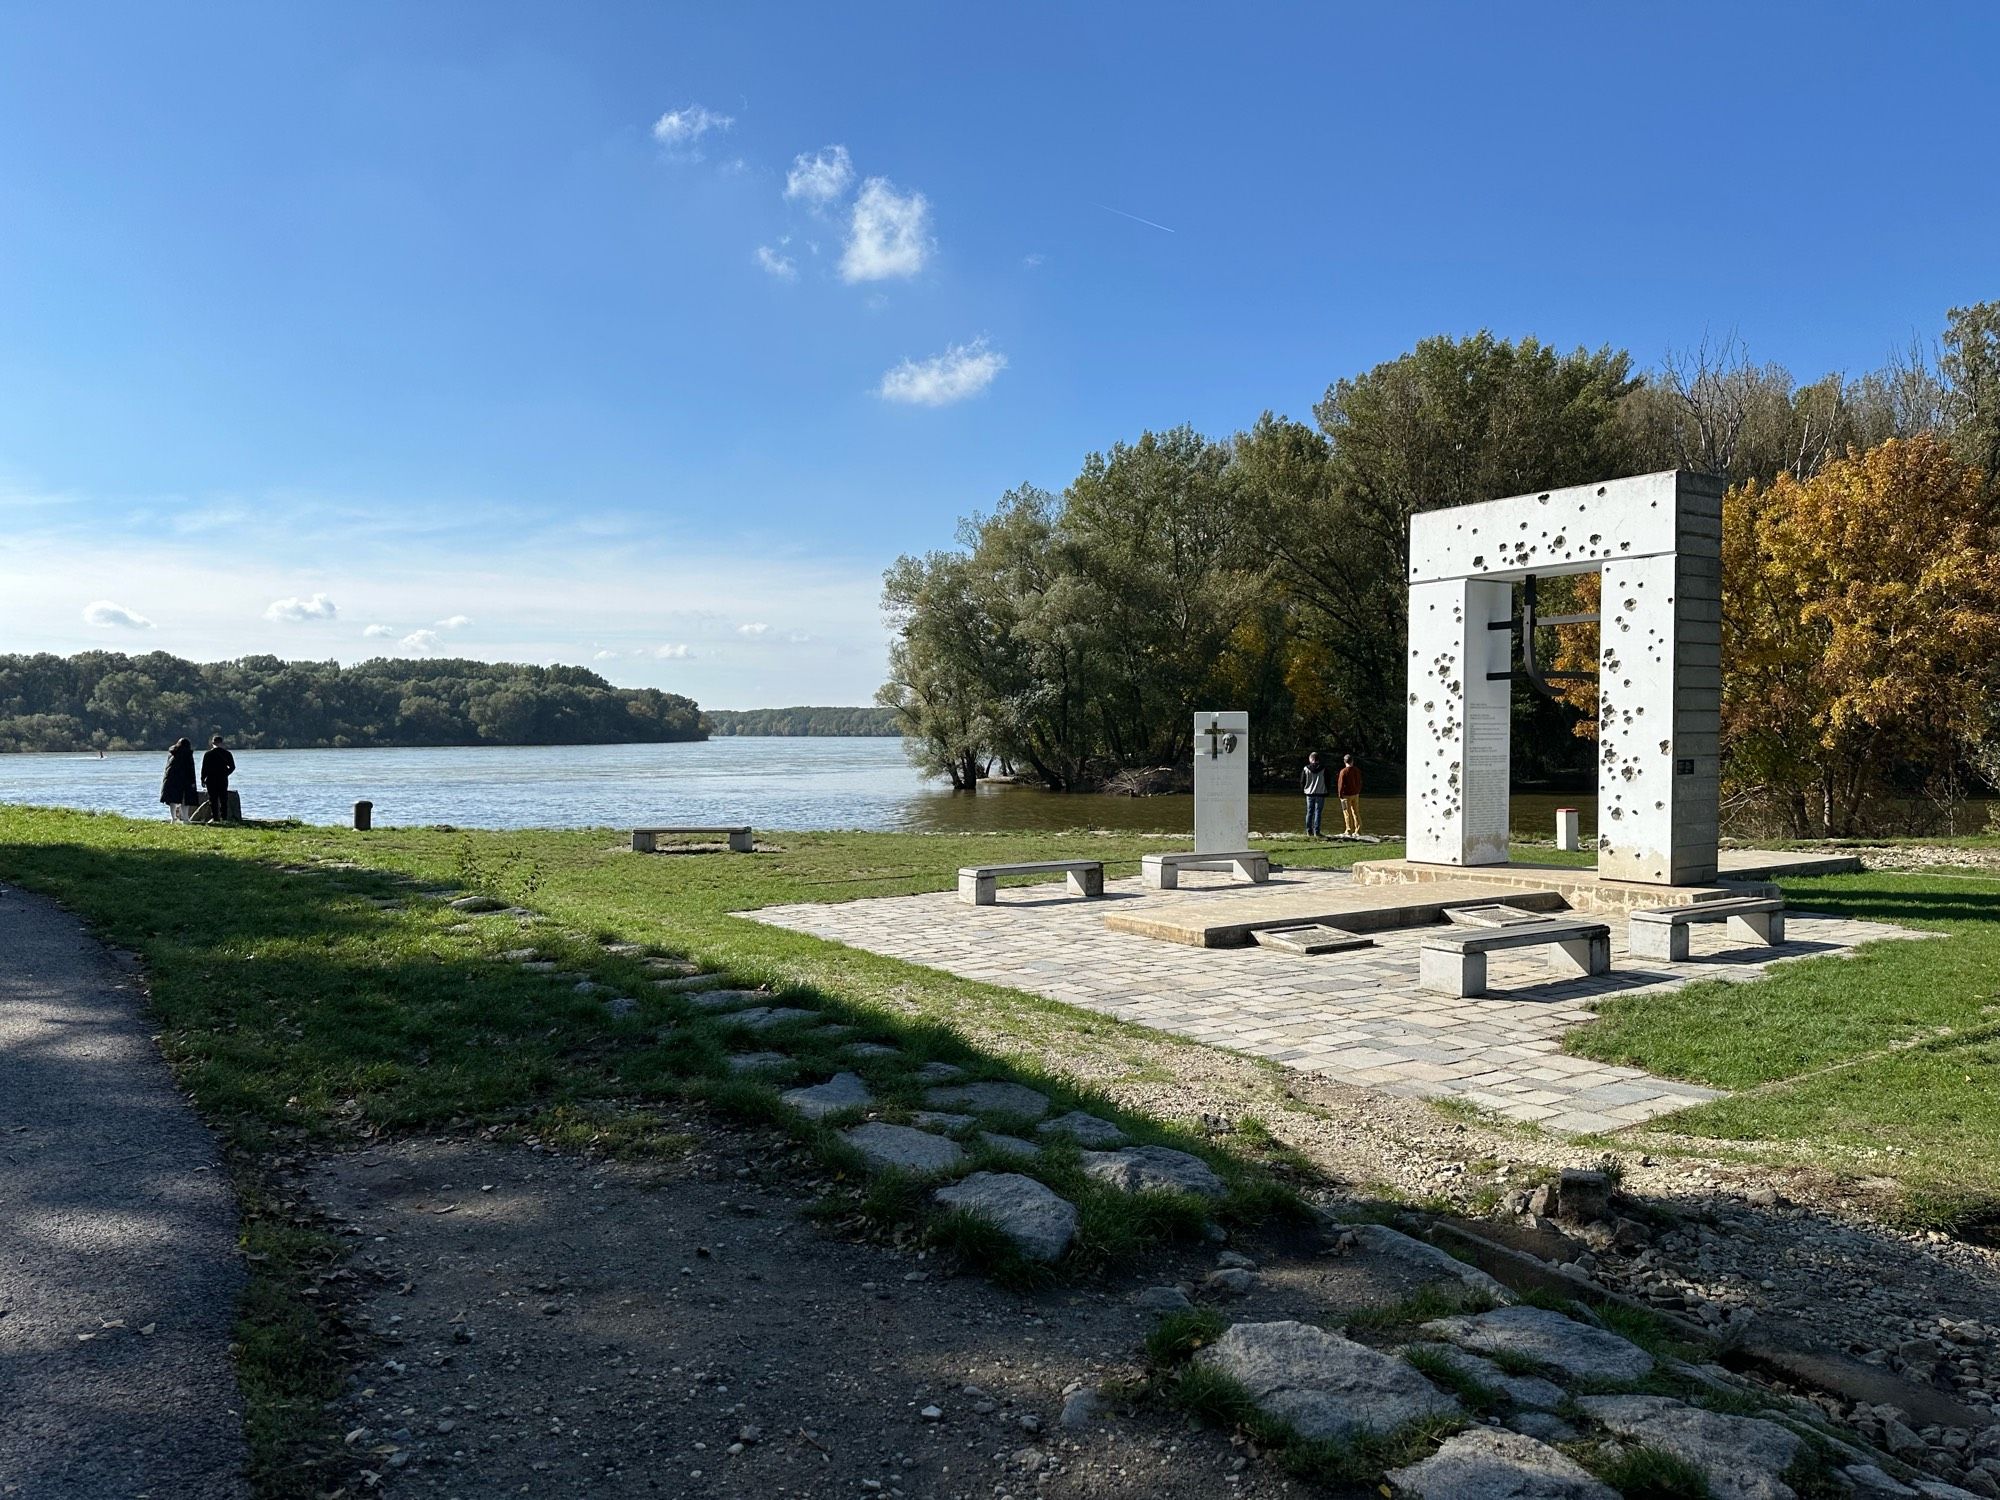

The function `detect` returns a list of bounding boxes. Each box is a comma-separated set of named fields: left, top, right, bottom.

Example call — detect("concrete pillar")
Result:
left=1596, top=476, right=1723, bottom=884
left=1405, top=577, right=1513, bottom=866
left=1555, top=807, right=1580, bottom=851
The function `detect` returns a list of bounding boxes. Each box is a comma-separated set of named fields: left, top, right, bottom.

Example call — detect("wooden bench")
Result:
left=1141, top=851, right=1271, bottom=891
left=1419, top=918, right=1611, bottom=997
left=958, top=859, right=1105, bottom=906
left=1628, top=896, right=1785, bottom=961
left=632, top=825, right=753, bottom=854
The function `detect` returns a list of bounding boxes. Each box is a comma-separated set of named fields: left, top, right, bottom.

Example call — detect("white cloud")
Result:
left=362, top=624, right=397, bottom=639
left=593, top=649, right=618, bottom=661
left=736, top=623, right=770, bottom=637
left=82, top=599, right=153, bottom=629
left=650, top=103, right=733, bottom=152
left=398, top=629, right=443, bottom=655
left=436, top=614, right=473, bottom=630
left=878, top=338, right=1007, bottom=407
left=1022, top=252, right=1046, bottom=269
left=654, top=643, right=694, bottom=658
left=841, top=178, right=932, bottom=282
left=263, top=591, right=338, bottom=623
left=754, top=244, right=797, bottom=280
left=785, top=145, right=853, bottom=205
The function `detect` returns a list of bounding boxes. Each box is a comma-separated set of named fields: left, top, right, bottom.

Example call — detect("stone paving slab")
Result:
left=748, top=868, right=1926, bottom=1133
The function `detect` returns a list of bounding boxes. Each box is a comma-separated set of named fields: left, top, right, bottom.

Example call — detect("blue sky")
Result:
left=2, top=2, right=1994, bottom=706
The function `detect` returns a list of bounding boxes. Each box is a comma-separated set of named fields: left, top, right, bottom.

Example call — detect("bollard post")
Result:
left=354, top=799, right=373, bottom=831
left=1555, top=806, right=1579, bottom=852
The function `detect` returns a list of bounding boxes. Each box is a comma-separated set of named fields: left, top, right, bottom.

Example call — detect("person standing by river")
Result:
left=158, top=739, right=198, bottom=821
left=1301, top=751, right=1330, bottom=837
left=200, top=735, right=236, bottom=822
left=1337, top=753, right=1362, bottom=836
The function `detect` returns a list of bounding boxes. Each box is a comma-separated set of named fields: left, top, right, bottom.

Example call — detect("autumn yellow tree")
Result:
left=1552, top=437, right=1999, bottom=835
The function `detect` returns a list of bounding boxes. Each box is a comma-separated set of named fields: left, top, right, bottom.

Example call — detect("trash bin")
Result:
left=354, top=799, right=373, bottom=831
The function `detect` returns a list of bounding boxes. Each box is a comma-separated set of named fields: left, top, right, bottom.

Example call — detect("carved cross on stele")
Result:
left=1202, top=718, right=1235, bottom=760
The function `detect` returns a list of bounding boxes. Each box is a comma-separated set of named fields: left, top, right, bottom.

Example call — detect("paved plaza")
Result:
left=750, top=867, right=1923, bottom=1134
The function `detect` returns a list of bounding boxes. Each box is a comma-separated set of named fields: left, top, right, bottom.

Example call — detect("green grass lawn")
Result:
left=1564, top=867, right=2000, bottom=1226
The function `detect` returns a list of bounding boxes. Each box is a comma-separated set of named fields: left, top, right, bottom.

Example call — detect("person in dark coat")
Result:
left=200, top=735, right=237, bottom=822
left=1301, top=751, right=1330, bottom=837
left=159, top=739, right=198, bottom=821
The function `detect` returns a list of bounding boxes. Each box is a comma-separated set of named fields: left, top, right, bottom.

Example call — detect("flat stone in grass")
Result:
left=923, top=1082, right=1051, bottom=1120
left=642, top=957, right=698, bottom=975
left=977, top=1133, right=1039, bottom=1162
left=1387, top=1428, right=1618, bottom=1500
left=1037, top=1111, right=1125, bottom=1148
left=1195, top=1321, right=1460, bottom=1442
left=725, top=1052, right=791, bottom=1075
left=687, top=990, right=766, bottom=1011
left=1079, top=1145, right=1226, bottom=1199
left=843, top=1123, right=966, bottom=1175
left=602, top=942, right=645, bottom=957
left=448, top=894, right=507, bottom=913
left=654, top=973, right=727, bottom=993
left=728, top=1006, right=821, bottom=1032
left=499, top=948, right=540, bottom=962
left=1404, top=1342, right=1564, bottom=1409
left=604, top=996, right=638, bottom=1018
left=780, top=1071, right=874, bottom=1121
left=1420, top=1306, right=1654, bottom=1384
left=1575, top=1395, right=1800, bottom=1500
left=913, top=1061, right=967, bottom=1084
left=843, top=1042, right=901, bottom=1060
left=932, top=1172, right=1077, bottom=1263
left=519, top=960, right=558, bottom=972
left=814, top=1024, right=858, bottom=1041
left=911, top=1111, right=975, bottom=1133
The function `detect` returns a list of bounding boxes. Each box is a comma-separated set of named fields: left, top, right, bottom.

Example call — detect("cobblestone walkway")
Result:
left=750, top=869, right=1922, bottom=1134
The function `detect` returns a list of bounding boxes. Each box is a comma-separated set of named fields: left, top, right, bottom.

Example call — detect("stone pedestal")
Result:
left=1192, top=711, right=1250, bottom=855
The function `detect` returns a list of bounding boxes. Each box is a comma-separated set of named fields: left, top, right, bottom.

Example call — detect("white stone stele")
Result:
left=1405, top=469, right=1724, bottom=886
left=1192, top=710, right=1250, bottom=856
left=1555, top=807, right=1580, bottom=851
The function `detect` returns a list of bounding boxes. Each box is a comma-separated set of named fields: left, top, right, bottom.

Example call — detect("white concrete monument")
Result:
left=1405, top=470, right=1724, bottom=886
left=1193, top=710, right=1250, bottom=855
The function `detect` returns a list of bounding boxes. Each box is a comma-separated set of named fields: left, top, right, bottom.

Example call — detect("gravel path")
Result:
left=0, top=882, right=248, bottom=1499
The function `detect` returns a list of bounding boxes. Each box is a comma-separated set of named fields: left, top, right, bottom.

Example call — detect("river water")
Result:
left=0, top=737, right=1601, bottom=837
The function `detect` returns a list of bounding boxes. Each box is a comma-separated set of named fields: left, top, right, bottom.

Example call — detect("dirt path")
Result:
left=0, top=883, right=248, bottom=1500
left=308, top=1125, right=1452, bottom=1498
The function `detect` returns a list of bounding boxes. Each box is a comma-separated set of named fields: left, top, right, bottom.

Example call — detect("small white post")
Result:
left=1555, top=807, right=1580, bottom=852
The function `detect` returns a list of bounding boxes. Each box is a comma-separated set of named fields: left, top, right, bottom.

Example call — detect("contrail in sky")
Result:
left=1094, top=202, right=1176, bottom=234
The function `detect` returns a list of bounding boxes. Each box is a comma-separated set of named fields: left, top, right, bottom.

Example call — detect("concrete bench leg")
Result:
left=1236, top=857, right=1270, bottom=885
left=1550, top=932, right=1612, bottom=978
left=1628, top=920, right=1687, bottom=962
left=958, top=873, right=996, bottom=906
left=1143, top=860, right=1177, bottom=891
left=1420, top=946, right=1483, bottom=998
left=727, top=830, right=754, bottom=853
left=632, top=831, right=657, bottom=853
left=1727, top=911, right=1781, bottom=946
left=1067, top=867, right=1104, bottom=898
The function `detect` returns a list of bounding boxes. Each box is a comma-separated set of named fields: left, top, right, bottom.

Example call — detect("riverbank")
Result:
left=2, top=808, right=1996, bottom=1494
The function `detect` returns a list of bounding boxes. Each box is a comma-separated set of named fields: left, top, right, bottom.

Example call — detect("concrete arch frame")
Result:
left=1404, top=469, right=1725, bottom=886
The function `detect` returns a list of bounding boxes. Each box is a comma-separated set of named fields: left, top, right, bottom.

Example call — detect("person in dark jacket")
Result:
left=1301, top=751, right=1330, bottom=837
left=200, top=735, right=236, bottom=822
left=159, top=738, right=198, bottom=821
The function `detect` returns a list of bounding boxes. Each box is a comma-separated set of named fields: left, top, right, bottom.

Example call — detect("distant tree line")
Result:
left=702, top=705, right=899, bottom=736
left=880, top=304, right=2000, bottom=834
left=0, top=653, right=706, bottom=752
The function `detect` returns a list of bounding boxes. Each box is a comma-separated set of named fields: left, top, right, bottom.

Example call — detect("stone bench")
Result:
left=957, top=859, right=1105, bottom=906
left=632, top=825, right=753, bottom=854
left=1141, top=851, right=1271, bottom=891
left=1419, top=918, right=1611, bottom=998
left=1627, top=895, right=1784, bottom=961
